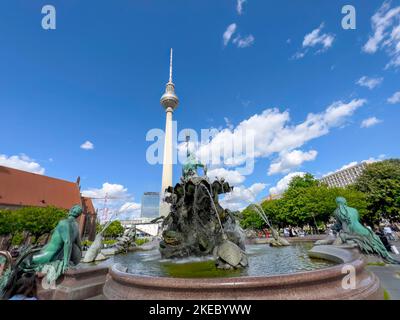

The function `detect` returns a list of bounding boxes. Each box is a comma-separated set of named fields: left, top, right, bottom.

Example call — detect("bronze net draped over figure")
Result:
left=0, top=205, right=83, bottom=300
left=333, top=197, right=398, bottom=264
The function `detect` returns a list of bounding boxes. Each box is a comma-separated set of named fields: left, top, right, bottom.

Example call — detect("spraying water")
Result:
left=198, top=183, right=228, bottom=240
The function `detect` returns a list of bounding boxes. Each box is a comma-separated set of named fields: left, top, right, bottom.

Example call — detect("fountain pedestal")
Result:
left=36, top=265, right=108, bottom=300
left=103, top=246, right=383, bottom=300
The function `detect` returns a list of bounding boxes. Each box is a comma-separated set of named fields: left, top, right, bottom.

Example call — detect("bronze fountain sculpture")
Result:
left=0, top=205, right=83, bottom=299
left=160, top=146, right=248, bottom=269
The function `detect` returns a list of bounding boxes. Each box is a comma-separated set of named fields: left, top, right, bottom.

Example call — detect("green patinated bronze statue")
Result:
left=24, top=204, right=83, bottom=275
left=334, top=197, right=398, bottom=264
left=182, top=151, right=207, bottom=180
left=0, top=205, right=83, bottom=299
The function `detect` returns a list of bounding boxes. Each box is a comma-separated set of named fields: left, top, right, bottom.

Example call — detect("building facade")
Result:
left=320, top=162, right=368, bottom=188
left=141, top=192, right=160, bottom=219
left=0, top=165, right=97, bottom=240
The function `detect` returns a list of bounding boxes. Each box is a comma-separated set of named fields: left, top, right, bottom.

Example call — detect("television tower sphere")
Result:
left=160, top=49, right=179, bottom=111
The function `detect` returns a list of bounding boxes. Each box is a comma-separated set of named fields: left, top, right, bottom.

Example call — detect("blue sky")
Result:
left=0, top=0, right=399, bottom=217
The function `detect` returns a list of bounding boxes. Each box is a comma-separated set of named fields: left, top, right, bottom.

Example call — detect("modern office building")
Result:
left=141, top=192, right=160, bottom=218
left=320, top=162, right=368, bottom=188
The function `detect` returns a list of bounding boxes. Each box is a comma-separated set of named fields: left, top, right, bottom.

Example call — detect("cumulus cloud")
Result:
left=269, top=172, right=306, bottom=195
left=80, top=141, right=94, bottom=150
left=363, top=1, right=400, bottom=68
left=356, top=76, right=383, bottom=89
left=361, top=117, right=383, bottom=128
left=233, top=34, right=255, bottom=48
left=268, top=149, right=318, bottom=175
left=206, top=167, right=246, bottom=186
left=194, top=99, right=366, bottom=170
left=236, top=0, right=246, bottom=15
left=388, top=91, right=400, bottom=104
left=82, top=182, right=129, bottom=199
left=223, top=23, right=237, bottom=46
left=322, top=155, right=386, bottom=177
left=293, top=23, right=335, bottom=59
left=0, top=154, right=45, bottom=175
left=119, top=202, right=141, bottom=219
left=82, top=183, right=140, bottom=220
left=220, top=183, right=266, bottom=211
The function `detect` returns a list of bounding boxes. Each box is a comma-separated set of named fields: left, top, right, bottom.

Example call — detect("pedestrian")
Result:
left=384, top=225, right=395, bottom=241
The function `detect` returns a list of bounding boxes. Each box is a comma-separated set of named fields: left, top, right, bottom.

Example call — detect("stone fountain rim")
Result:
left=107, top=245, right=366, bottom=290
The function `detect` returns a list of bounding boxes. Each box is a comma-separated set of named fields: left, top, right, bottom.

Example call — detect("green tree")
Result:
left=287, top=173, right=319, bottom=189
left=239, top=173, right=367, bottom=230
left=240, top=206, right=265, bottom=230
left=103, top=220, right=124, bottom=238
left=355, top=159, right=400, bottom=223
left=0, top=210, right=17, bottom=235
left=0, top=207, right=67, bottom=242
left=17, top=207, right=67, bottom=240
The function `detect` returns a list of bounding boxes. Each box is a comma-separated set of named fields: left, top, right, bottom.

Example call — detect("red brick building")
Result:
left=0, top=165, right=97, bottom=240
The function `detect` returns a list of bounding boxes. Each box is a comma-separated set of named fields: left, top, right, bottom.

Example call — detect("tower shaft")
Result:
left=159, top=49, right=179, bottom=217
left=161, top=108, right=173, bottom=194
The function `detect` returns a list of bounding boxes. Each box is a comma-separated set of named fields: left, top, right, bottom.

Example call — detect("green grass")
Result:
left=135, top=238, right=150, bottom=246
left=383, top=289, right=391, bottom=300
left=367, top=262, right=386, bottom=267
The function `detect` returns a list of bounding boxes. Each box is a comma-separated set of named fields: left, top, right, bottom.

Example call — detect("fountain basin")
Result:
left=103, top=245, right=383, bottom=300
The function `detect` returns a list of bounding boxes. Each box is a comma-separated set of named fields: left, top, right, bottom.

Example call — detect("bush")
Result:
left=11, top=232, right=24, bottom=246
left=0, top=206, right=68, bottom=243
left=103, top=239, right=117, bottom=246
left=135, top=238, right=149, bottom=246
left=103, top=220, right=124, bottom=239
left=81, top=240, right=93, bottom=248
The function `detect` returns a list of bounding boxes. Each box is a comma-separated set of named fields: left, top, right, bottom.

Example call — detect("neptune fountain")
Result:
left=160, top=149, right=248, bottom=269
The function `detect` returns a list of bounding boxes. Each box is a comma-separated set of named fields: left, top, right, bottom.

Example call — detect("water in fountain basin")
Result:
left=94, top=242, right=335, bottom=278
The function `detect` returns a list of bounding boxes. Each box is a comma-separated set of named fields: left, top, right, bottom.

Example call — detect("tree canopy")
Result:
left=354, top=159, right=400, bottom=224
left=0, top=206, right=67, bottom=242
left=241, top=174, right=367, bottom=230
left=103, top=220, right=124, bottom=238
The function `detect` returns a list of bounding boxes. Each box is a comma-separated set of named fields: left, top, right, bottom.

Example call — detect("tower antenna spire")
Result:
left=169, top=48, right=173, bottom=83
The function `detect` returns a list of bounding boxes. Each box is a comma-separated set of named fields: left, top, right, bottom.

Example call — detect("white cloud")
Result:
left=194, top=98, right=366, bottom=170
left=224, top=117, right=234, bottom=130
left=119, top=202, right=141, bottom=219
left=291, top=51, right=305, bottom=60
left=361, top=117, right=383, bottom=128
left=322, top=155, right=386, bottom=177
left=356, top=76, right=383, bottom=89
left=303, top=23, right=335, bottom=49
left=82, top=182, right=129, bottom=199
left=269, top=172, right=306, bottom=195
left=0, top=154, right=45, bottom=175
left=268, top=149, right=318, bottom=175
left=207, top=167, right=245, bottom=186
left=178, top=99, right=364, bottom=206
left=80, top=141, right=94, bottom=150
left=388, top=91, right=400, bottom=104
left=82, top=183, right=140, bottom=220
left=233, top=34, right=255, bottom=48
left=223, top=23, right=237, bottom=46
left=236, top=0, right=246, bottom=15
left=363, top=1, right=400, bottom=68
left=293, top=23, right=335, bottom=59
left=324, top=161, right=358, bottom=177
left=220, top=183, right=266, bottom=211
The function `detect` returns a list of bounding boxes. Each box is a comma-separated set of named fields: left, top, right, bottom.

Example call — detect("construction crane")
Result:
left=83, top=193, right=131, bottom=223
